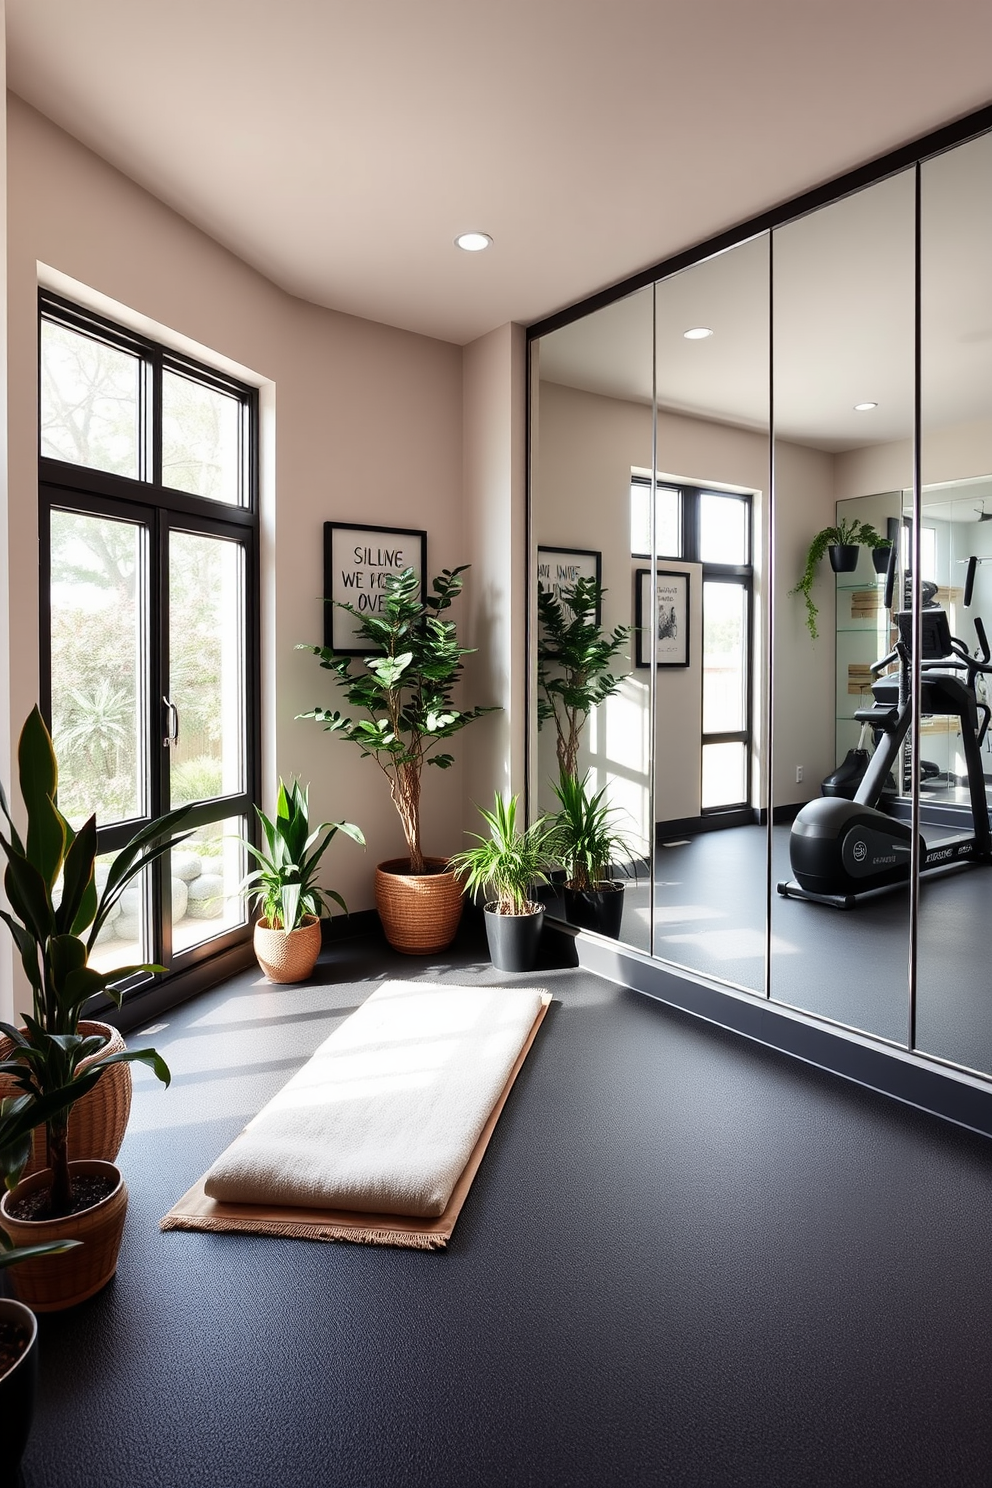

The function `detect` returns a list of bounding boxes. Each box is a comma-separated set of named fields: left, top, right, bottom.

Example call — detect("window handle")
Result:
left=163, top=696, right=179, bottom=749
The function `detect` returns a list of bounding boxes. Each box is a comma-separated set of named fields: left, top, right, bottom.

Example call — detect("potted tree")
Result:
left=551, top=771, right=640, bottom=940
left=537, top=574, right=630, bottom=779
left=299, top=565, right=497, bottom=954
left=0, top=707, right=185, bottom=1311
left=790, top=518, right=888, bottom=639
left=448, top=794, right=558, bottom=973
left=238, top=777, right=364, bottom=983
left=0, top=1084, right=92, bottom=1474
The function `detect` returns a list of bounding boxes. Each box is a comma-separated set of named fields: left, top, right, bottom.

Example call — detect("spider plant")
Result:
left=448, top=794, right=557, bottom=915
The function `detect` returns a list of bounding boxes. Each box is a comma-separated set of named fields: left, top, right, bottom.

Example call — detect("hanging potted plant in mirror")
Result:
left=237, top=777, right=364, bottom=983
left=298, top=565, right=498, bottom=955
left=448, top=793, right=558, bottom=973
left=790, top=518, right=888, bottom=639
left=0, top=707, right=188, bottom=1312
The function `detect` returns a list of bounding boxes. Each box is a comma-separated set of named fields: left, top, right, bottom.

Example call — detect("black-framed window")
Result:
left=631, top=477, right=753, bottom=811
left=39, top=290, right=260, bottom=995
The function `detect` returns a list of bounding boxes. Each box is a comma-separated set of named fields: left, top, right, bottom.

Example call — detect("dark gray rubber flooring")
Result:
left=15, top=924, right=992, bottom=1488
left=594, top=824, right=992, bottom=1076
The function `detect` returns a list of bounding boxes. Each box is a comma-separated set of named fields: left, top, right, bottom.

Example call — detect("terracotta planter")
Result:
left=1, top=1160, right=128, bottom=1312
left=0, top=1019, right=131, bottom=1177
left=0, top=1297, right=38, bottom=1471
left=374, top=858, right=464, bottom=954
left=253, top=914, right=322, bottom=983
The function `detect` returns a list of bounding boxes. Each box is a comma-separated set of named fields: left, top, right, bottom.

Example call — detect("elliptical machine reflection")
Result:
left=779, top=559, right=992, bottom=908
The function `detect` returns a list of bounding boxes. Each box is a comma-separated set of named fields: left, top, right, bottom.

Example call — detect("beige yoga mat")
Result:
left=161, top=986, right=551, bottom=1250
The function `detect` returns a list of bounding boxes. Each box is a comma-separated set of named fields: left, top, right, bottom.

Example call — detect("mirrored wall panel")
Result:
left=530, top=287, right=655, bottom=953
left=528, top=115, right=992, bottom=1098
left=651, top=236, right=769, bottom=992
left=770, top=168, right=915, bottom=1043
left=916, top=131, right=992, bottom=1076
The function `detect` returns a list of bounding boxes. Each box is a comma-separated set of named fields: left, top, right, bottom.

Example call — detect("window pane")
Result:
left=162, top=370, right=242, bottom=505
left=88, top=854, right=148, bottom=976
left=41, top=320, right=141, bottom=478
left=171, top=815, right=248, bottom=955
left=631, top=483, right=680, bottom=556
left=702, top=581, right=747, bottom=733
left=168, top=532, right=246, bottom=806
left=702, top=742, right=746, bottom=809
left=699, top=493, right=748, bottom=564
left=51, top=510, right=145, bottom=829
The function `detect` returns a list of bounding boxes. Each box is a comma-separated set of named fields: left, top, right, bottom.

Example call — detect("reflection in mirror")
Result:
left=650, top=236, right=769, bottom=992
left=771, top=169, right=915, bottom=1041
left=530, top=288, right=654, bottom=952
left=916, top=131, right=992, bottom=1075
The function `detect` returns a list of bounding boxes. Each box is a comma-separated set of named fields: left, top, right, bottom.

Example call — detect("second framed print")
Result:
left=324, top=522, right=427, bottom=653
left=635, top=569, right=689, bottom=668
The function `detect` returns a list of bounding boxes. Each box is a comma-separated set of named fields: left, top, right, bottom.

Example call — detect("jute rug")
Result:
left=161, top=980, right=552, bottom=1250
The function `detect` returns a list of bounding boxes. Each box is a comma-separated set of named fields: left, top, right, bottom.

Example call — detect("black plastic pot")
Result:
left=871, top=545, right=894, bottom=575
left=483, top=904, right=545, bottom=973
left=563, top=882, right=625, bottom=939
left=0, top=1297, right=38, bottom=1476
left=828, top=543, right=860, bottom=573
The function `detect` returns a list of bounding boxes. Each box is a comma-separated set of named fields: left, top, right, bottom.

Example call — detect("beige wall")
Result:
left=835, top=415, right=992, bottom=502
left=3, top=96, right=515, bottom=1018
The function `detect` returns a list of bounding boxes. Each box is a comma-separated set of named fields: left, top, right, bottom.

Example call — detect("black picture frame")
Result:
left=324, top=522, right=427, bottom=653
left=635, top=568, right=690, bottom=668
left=536, top=546, right=602, bottom=622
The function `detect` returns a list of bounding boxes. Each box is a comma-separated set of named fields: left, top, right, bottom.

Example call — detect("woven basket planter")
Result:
left=0, top=1020, right=131, bottom=1178
left=375, top=857, right=464, bottom=955
left=1, top=1160, right=128, bottom=1312
left=253, top=915, right=323, bottom=983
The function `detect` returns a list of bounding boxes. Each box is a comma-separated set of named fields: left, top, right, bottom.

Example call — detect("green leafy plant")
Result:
left=0, top=1089, right=92, bottom=1266
left=0, top=707, right=189, bottom=1217
left=448, top=794, right=557, bottom=916
left=298, top=565, right=497, bottom=875
left=238, top=777, right=365, bottom=932
left=790, top=518, right=887, bottom=639
left=550, top=771, right=639, bottom=892
left=537, top=576, right=630, bottom=779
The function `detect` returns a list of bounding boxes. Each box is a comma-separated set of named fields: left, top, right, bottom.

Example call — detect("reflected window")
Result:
left=631, top=480, right=681, bottom=556
left=700, top=492, right=749, bottom=565
left=702, top=741, right=747, bottom=809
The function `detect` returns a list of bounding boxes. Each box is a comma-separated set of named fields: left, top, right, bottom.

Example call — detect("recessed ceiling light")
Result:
left=854, top=401, right=878, bottom=412
left=455, top=232, right=492, bottom=252
left=683, top=327, right=713, bottom=340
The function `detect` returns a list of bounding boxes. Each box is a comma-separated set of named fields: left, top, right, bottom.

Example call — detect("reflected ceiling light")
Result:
left=454, top=232, right=492, bottom=252
left=854, top=401, right=878, bottom=412
left=683, top=327, right=713, bottom=340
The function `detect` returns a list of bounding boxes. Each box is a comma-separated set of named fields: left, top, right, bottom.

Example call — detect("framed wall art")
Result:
left=324, top=522, right=427, bottom=653
left=536, top=546, right=602, bottom=621
left=635, top=568, right=689, bottom=668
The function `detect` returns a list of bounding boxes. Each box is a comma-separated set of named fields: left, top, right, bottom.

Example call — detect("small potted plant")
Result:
left=551, top=771, right=639, bottom=940
left=448, top=794, right=558, bottom=973
left=0, top=707, right=185, bottom=1312
left=299, top=565, right=497, bottom=955
left=790, top=518, right=888, bottom=639
left=537, top=575, right=630, bottom=780
left=238, top=778, right=365, bottom=983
